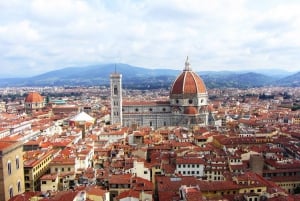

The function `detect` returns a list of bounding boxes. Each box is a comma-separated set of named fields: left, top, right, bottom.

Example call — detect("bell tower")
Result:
left=110, top=71, right=123, bottom=126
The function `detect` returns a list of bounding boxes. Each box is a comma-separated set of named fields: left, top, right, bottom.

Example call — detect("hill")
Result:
left=201, top=72, right=276, bottom=88
left=276, top=72, right=300, bottom=87
left=0, top=63, right=298, bottom=88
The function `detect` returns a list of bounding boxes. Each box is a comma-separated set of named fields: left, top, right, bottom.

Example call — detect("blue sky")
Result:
left=0, top=0, right=299, bottom=77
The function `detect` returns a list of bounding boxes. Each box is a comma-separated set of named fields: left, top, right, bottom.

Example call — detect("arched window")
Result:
left=16, top=156, right=20, bottom=169
left=189, top=99, right=193, bottom=104
left=9, top=186, right=13, bottom=198
left=17, top=180, right=21, bottom=192
left=7, top=161, right=12, bottom=175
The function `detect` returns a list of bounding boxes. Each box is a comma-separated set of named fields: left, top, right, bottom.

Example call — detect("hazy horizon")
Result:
left=1, top=0, right=300, bottom=77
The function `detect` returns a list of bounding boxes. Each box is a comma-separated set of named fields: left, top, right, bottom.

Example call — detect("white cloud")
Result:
left=0, top=0, right=299, bottom=77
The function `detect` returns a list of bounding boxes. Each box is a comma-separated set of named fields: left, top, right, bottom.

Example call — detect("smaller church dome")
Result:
left=25, top=92, right=44, bottom=103
left=184, top=106, right=198, bottom=115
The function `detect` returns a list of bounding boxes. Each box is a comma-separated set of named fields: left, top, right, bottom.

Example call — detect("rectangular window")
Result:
left=42, top=181, right=47, bottom=184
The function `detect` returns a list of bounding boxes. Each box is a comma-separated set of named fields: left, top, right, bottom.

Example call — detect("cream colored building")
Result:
left=125, top=160, right=151, bottom=181
left=40, top=173, right=59, bottom=192
left=49, top=156, right=77, bottom=174
left=23, top=149, right=55, bottom=191
left=0, top=141, right=24, bottom=201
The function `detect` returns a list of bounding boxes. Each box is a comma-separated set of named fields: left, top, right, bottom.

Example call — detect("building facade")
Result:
left=110, top=58, right=210, bottom=129
left=0, top=141, right=24, bottom=201
left=23, top=149, right=55, bottom=192
left=110, top=72, right=123, bottom=126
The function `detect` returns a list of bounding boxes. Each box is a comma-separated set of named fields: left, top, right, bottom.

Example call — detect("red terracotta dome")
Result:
left=184, top=106, right=198, bottom=115
left=170, top=57, right=207, bottom=95
left=25, top=92, right=44, bottom=103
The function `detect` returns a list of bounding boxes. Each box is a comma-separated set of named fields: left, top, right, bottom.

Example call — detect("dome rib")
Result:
left=170, top=58, right=207, bottom=96
left=170, top=71, right=207, bottom=95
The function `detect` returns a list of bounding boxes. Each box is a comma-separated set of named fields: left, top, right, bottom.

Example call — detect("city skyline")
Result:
left=1, top=0, right=300, bottom=77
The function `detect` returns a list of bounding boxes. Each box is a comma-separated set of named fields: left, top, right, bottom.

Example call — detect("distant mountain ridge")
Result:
left=277, top=72, right=300, bottom=86
left=0, top=63, right=298, bottom=88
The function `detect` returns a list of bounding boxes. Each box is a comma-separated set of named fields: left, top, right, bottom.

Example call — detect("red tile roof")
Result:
left=0, top=141, right=15, bottom=151
left=86, top=186, right=107, bottom=196
left=116, top=190, right=139, bottom=200
left=109, top=174, right=131, bottom=184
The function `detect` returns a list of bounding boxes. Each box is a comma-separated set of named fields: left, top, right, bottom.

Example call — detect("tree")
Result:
left=294, top=186, right=300, bottom=194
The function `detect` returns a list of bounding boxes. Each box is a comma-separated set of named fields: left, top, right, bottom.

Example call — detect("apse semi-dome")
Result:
left=170, top=57, right=207, bottom=96
left=184, top=106, right=198, bottom=115
left=25, top=92, right=44, bottom=103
